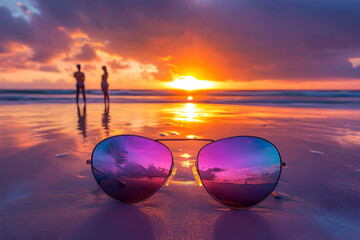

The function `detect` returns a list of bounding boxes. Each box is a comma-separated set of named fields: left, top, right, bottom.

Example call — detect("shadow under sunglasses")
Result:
left=88, top=135, right=285, bottom=209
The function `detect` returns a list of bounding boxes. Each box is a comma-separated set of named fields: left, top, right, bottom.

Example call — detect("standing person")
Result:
left=74, top=64, right=86, bottom=104
left=101, top=66, right=110, bottom=105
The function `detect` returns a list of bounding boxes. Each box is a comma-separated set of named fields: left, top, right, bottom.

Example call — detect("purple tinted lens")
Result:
left=197, top=136, right=281, bottom=208
left=91, top=135, right=172, bottom=203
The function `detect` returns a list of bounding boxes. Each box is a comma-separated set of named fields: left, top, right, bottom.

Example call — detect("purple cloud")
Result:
left=117, top=162, right=168, bottom=179
left=243, top=171, right=279, bottom=184
left=200, top=167, right=226, bottom=181
left=0, top=7, right=30, bottom=42
left=72, top=44, right=98, bottom=62
left=102, top=139, right=128, bottom=165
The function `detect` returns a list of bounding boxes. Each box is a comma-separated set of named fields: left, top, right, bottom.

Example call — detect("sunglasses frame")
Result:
left=89, top=134, right=285, bottom=209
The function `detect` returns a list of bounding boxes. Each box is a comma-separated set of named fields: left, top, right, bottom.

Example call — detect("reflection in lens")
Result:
left=92, top=135, right=172, bottom=203
left=197, top=137, right=281, bottom=208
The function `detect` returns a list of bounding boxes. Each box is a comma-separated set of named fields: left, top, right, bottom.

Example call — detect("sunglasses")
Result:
left=87, top=135, right=285, bottom=209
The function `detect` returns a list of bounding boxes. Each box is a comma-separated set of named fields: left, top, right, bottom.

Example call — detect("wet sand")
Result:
left=0, top=102, right=359, bottom=239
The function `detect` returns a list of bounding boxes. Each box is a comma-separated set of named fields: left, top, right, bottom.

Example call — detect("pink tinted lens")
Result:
left=91, top=135, right=172, bottom=203
left=197, top=136, right=281, bottom=208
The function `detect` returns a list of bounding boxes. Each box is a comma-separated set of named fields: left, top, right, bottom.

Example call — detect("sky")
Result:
left=93, top=136, right=172, bottom=179
left=1, top=0, right=360, bottom=90
left=198, top=137, right=280, bottom=184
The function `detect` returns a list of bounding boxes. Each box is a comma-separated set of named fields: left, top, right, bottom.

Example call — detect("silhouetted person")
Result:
left=102, top=104, right=111, bottom=136
left=74, top=64, right=86, bottom=104
left=77, top=104, right=87, bottom=138
left=101, top=66, right=109, bottom=105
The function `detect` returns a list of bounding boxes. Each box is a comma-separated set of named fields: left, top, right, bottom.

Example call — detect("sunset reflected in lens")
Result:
left=92, top=135, right=172, bottom=203
left=197, top=136, right=281, bottom=208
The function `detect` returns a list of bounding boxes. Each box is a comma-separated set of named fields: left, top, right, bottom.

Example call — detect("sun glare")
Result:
left=168, top=76, right=216, bottom=90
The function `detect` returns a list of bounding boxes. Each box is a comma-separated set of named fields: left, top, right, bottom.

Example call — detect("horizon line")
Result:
left=1, top=88, right=360, bottom=91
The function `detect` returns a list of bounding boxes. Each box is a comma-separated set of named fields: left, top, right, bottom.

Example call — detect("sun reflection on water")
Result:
left=181, top=160, right=192, bottom=168
left=171, top=103, right=210, bottom=122
left=180, top=153, right=191, bottom=158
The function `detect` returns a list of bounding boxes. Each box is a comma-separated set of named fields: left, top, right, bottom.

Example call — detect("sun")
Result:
left=167, top=76, right=216, bottom=90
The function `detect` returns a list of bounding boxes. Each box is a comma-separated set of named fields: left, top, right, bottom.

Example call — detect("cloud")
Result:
left=2, top=1, right=360, bottom=82
left=0, top=7, right=30, bottom=42
left=0, top=44, right=5, bottom=53
left=17, top=3, right=31, bottom=15
left=117, top=162, right=168, bottom=179
left=0, top=6, right=72, bottom=63
left=83, top=64, right=97, bottom=72
left=199, top=167, right=226, bottom=181
left=0, top=44, right=35, bottom=72
left=38, top=65, right=60, bottom=72
left=243, top=171, right=279, bottom=184
left=107, top=59, right=130, bottom=73
left=0, top=78, right=72, bottom=89
left=102, top=139, right=128, bottom=165
left=72, top=44, right=98, bottom=62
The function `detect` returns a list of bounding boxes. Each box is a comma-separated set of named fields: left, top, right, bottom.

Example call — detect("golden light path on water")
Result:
left=170, top=103, right=211, bottom=122
left=165, top=102, right=226, bottom=186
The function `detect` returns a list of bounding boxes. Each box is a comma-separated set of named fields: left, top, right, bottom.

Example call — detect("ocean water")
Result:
left=0, top=89, right=359, bottom=108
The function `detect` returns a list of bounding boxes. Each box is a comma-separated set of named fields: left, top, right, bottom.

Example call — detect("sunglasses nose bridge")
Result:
left=165, top=167, right=177, bottom=186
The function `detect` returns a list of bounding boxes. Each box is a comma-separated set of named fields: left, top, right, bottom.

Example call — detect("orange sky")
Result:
left=1, top=1, right=360, bottom=90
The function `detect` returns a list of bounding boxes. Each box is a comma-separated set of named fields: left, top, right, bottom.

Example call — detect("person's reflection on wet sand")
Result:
left=77, top=105, right=87, bottom=138
left=102, top=105, right=111, bottom=136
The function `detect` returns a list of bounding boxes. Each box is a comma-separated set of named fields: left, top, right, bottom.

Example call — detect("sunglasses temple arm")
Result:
left=165, top=167, right=177, bottom=186
left=192, top=166, right=203, bottom=186
left=272, top=161, right=287, bottom=199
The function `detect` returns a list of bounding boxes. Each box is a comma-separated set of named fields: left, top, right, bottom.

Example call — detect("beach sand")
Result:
left=0, top=102, right=359, bottom=239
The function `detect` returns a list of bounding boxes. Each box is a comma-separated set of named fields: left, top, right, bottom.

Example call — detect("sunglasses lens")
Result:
left=91, top=135, right=172, bottom=203
left=197, top=136, right=281, bottom=208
